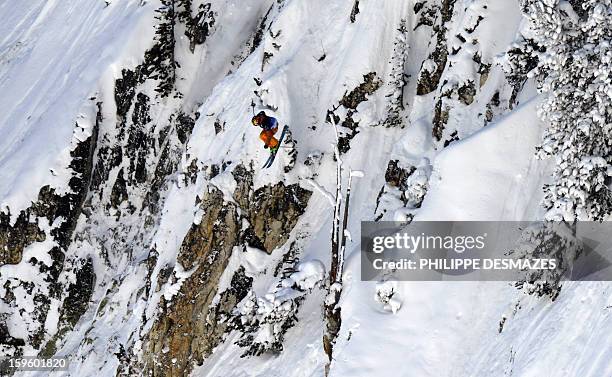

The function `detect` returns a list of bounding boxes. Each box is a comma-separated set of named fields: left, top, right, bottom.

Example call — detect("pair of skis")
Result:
left=262, top=125, right=289, bottom=169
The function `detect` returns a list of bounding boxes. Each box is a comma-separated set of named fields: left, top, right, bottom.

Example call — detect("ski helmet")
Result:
left=251, top=111, right=266, bottom=126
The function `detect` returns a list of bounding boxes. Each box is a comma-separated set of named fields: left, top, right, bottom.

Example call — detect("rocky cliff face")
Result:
left=1, top=1, right=315, bottom=374
left=1, top=0, right=608, bottom=376
left=142, top=173, right=311, bottom=376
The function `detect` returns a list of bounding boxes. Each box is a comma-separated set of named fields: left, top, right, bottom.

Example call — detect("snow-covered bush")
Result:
left=503, top=36, right=544, bottom=105
left=403, top=165, right=430, bottom=208
left=233, top=260, right=325, bottom=357
left=375, top=281, right=402, bottom=314
left=523, top=0, right=612, bottom=221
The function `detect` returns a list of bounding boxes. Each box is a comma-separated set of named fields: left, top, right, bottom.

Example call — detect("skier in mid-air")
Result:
left=252, top=111, right=279, bottom=153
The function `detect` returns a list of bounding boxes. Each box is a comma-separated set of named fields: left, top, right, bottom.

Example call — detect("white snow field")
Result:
left=1, top=0, right=610, bottom=376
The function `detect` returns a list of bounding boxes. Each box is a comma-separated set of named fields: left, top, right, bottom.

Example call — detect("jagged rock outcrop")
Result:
left=142, top=187, right=241, bottom=376
left=1, top=0, right=210, bottom=363
left=142, top=166, right=311, bottom=376
left=327, top=72, right=382, bottom=154
left=0, top=107, right=100, bottom=364
left=375, top=159, right=430, bottom=221
left=415, top=0, right=456, bottom=96
left=246, top=183, right=312, bottom=252
left=0, top=110, right=99, bottom=266
left=0, top=212, right=45, bottom=265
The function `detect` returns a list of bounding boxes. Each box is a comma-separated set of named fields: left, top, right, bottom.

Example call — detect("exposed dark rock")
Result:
left=222, top=160, right=232, bottom=171
left=251, top=5, right=273, bottom=54
left=178, top=2, right=216, bottom=52
left=414, top=3, right=437, bottom=29
left=262, top=51, right=274, bottom=71
left=490, top=91, right=500, bottom=107
left=0, top=315, right=25, bottom=348
left=458, top=80, right=476, bottom=105
left=376, top=159, right=429, bottom=220
left=232, top=163, right=310, bottom=252
left=126, top=93, right=152, bottom=185
left=214, top=118, right=225, bottom=134
left=1, top=104, right=99, bottom=265
left=3, top=0, right=219, bottom=364
left=231, top=164, right=254, bottom=210
left=132, top=93, right=151, bottom=127
left=385, top=160, right=416, bottom=191
left=326, top=72, right=382, bottom=154
left=339, top=72, right=382, bottom=110
left=175, top=112, right=196, bottom=144
left=498, top=316, right=507, bottom=333
left=414, top=1, right=425, bottom=13
left=416, top=36, right=447, bottom=95
left=143, top=187, right=240, bottom=376
left=28, top=293, right=51, bottom=349
left=464, top=15, right=484, bottom=34
left=416, top=0, right=456, bottom=95
left=143, top=249, right=159, bottom=299
left=0, top=212, right=45, bottom=265
left=283, top=130, right=298, bottom=173
left=176, top=188, right=240, bottom=271
left=0, top=314, right=25, bottom=374
left=183, top=158, right=199, bottom=185
left=246, top=183, right=311, bottom=253
left=337, top=111, right=359, bottom=154
left=115, top=69, right=141, bottom=119
left=156, top=264, right=174, bottom=292
left=350, top=0, right=360, bottom=23
left=40, top=258, right=96, bottom=358
left=432, top=97, right=449, bottom=141
left=443, top=130, right=460, bottom=147
left=145, top=110, right=196, bottom=214
left=143, top=172, right=311, bottom=375
left=59, top=259, right=96, bottom=328
left=42, top=247, right=67, bottom=299
left=241, top=227, right=267, bottom=250
left=485, top=92, right=501, bottom=124
left=478, top=61, right=491, bottom=88
left=273, top=241, right=301, bottom=277
left=209, top=164, right=220, bottom=179
left=568, top=0, right=588, bottom=19
left=91, top=144, right=122, bottom=192
left=110, top=169, right=128, bottom=209
left=146, top=141, right=175, bottom=212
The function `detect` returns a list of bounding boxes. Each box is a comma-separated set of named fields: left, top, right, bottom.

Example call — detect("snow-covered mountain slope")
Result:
left=1, top=0, right=610, bottom=376
left=0, top=0, right=155, bottom=219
